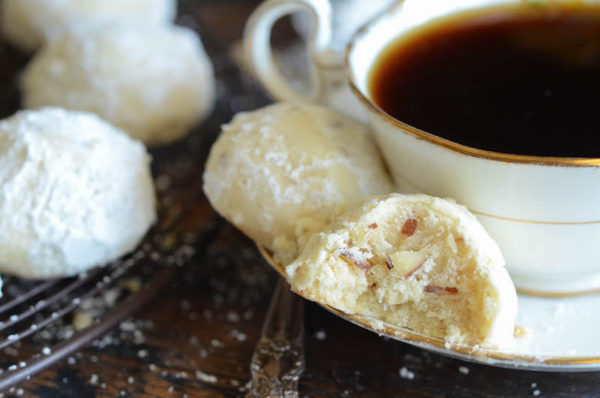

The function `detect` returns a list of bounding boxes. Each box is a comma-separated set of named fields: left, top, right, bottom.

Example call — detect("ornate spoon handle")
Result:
left=246, top=277, right=305, bottom=398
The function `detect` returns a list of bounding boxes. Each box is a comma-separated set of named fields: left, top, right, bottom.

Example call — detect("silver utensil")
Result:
left=246, top=277, right=305, bottom=398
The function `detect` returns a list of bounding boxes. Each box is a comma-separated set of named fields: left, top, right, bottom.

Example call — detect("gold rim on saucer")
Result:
left=256, top=243, right=600, bottom=370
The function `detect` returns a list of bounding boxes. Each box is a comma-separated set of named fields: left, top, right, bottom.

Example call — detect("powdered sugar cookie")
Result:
left=0, top=0, right=176, bottom=52
left=22, top=23, right=215, bottom=146
left=0, top=108, right=156, bottom=278
left=203, top=102, right=393, bottom=265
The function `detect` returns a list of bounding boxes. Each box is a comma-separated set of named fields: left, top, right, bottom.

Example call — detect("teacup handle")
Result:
left=244, top=0, right=337, bottom=102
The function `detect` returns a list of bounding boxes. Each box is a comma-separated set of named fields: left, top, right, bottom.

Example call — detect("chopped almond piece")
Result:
left=340, top=250, right=371, bottom=271
left=385, top=257, right=394, bottom=270
left=424, top=286, right=459, bottom=295
left=514, top=325, right=528, bottom=338
left=387, top=250, right=426, bottom=278
left=401, top=218, right=418, bottom=236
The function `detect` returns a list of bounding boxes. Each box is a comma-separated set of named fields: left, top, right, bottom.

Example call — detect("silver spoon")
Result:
left=246, top=277, right=305, bottom=398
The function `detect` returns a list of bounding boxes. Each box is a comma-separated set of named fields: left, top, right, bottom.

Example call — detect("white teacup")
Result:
left=244, top=0, right=600, bottom=296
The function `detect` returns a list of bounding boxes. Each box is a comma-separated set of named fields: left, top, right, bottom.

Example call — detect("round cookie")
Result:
left=286, top=194, right=518, bottom=347
left=0, top=0, right=176, bottom=52
left=22, top=23, right=215, bottom=146
left=0, top=108, right=156, bottom=279
left=203, top=102, right=393, bottom=265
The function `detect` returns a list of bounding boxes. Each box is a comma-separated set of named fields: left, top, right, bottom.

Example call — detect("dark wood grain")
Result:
left=4, top=1, right=600, bottom=397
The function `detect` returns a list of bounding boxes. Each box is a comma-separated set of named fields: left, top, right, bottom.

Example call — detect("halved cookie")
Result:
left=286, top=194, right=517, bottom=347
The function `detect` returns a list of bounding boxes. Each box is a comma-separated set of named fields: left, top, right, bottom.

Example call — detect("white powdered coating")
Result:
left=0, top=0, right=176, bottom=52
left=203, top=102, right=393, bottom=264
left=286, top=194, right=518, bottom=347
left=0, top=108, right=156, bottom=279
left=22, top=23, right=215, bottom=146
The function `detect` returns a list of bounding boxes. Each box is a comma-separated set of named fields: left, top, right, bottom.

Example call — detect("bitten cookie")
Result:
left=0, top=108, right=156, bottom=279
left=0, top=0, right=176, bottom=52
left=203, top=102, right=393, bottom=265
left=22, top=23, right=215, bottom=146
left=286, top=194, right=518, bottom=347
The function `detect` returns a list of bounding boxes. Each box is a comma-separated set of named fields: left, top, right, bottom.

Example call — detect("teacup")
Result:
left=244, top=0, right=600, bottom=296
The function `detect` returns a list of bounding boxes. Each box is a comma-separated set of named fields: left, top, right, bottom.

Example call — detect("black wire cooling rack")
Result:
left=0, top=137, right=212, bottom=390
left=0, top=0, right=272, bottom=390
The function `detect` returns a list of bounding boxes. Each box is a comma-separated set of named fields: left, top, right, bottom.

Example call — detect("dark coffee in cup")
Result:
left=369, top=4, right=600, bottom=158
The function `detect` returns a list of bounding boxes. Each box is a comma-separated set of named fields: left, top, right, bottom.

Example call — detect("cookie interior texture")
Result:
left=203, top=102, right=392, bottom=265
left=286, top=194, right=518, bottom=347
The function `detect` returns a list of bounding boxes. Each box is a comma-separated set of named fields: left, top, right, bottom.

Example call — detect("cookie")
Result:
left=22, top=23, right=215, bottom=146
left=1, top=0, right=176, bottom=51
left=203, top=102, right=393, bottom=264
left=0, top=108, right=156, bottom=278
left=286, top=194, right=517, bottom=347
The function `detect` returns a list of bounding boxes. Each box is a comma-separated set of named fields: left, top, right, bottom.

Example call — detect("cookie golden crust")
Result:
left=286, top=194, right=518, bottom=347
left=203, top=102, right=393, bottom=265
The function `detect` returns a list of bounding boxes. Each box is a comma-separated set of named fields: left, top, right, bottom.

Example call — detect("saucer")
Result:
left=257, top=245, right=600, bottom=372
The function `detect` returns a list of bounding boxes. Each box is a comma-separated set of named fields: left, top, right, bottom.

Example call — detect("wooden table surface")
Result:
left=5, top=1, right=600, bottom=397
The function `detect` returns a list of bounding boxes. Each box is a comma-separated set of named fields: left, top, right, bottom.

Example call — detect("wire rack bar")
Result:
left=0, top=267, right=174, bottom=391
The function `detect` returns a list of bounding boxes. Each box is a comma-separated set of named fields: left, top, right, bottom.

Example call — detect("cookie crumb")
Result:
left=514, top=325, right=528, bottom=338
left=196, top=370, right=218, bottom=384
left=399, top=366, right=415, bottom=380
